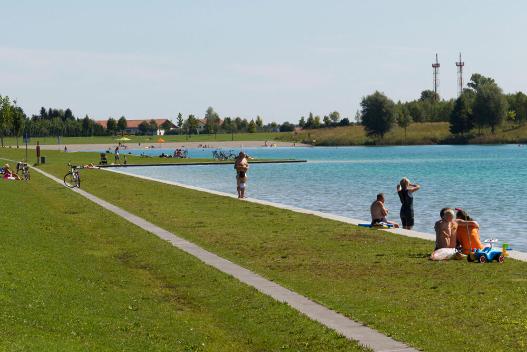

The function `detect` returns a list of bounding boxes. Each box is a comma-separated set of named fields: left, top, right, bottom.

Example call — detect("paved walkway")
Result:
left=21, top=163, right=417, bottom=352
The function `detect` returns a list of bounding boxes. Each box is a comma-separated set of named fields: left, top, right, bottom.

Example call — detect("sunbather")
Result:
left=370, top=193, right=399, bottom=228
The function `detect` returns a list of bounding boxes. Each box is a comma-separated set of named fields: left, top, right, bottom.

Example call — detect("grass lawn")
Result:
left=277, top=123, right=451, bottom=146
left=0, top=156, right=366, bottom=351
left=2, top=148, right=527, bottom=351
left=2, top=132, right=287, bottom=146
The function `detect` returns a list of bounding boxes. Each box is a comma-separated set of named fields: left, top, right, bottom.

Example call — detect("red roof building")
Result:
left=96, top=118, right=173, bottom=135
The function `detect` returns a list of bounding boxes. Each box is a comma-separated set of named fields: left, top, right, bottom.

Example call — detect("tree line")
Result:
left=0, top=99, right=108, bottom=147
left=358, top=73, right=525, bottom=139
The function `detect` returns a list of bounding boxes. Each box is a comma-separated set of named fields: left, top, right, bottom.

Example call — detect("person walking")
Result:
left=396, top=177, right=420, bottom=230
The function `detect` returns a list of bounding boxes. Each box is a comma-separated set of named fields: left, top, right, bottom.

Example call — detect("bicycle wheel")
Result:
left=64, top=172, right=77, bottom=188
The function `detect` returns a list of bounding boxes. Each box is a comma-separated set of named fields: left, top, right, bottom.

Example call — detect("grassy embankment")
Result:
left=277, top=122, right=527, bottom=146
left=6, top=122, right=527, bottom=147
left=2, top=132, right=287, bottom=146
left=0, top=156, right=366, bottom=351
left=2, top=148, right=527, bottom=351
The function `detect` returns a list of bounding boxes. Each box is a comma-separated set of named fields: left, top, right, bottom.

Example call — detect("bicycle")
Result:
left=64, top=163, right=82, bottom=188
left=16, top=162, right=30, bottom=181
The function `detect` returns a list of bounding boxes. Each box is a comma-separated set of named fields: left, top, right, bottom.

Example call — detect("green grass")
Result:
left=277, top=122, right=527, bottom=146
left=2, top=132, right=288, bottom=146
left=0, top=155, right=367, bottom=351
left=3, top=148, right=526, bottom=351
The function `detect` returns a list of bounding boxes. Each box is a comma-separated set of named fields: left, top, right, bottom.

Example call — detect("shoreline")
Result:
left=103, top=167, right=527, bottom=263
left=20, top=140, right=308, bottom=152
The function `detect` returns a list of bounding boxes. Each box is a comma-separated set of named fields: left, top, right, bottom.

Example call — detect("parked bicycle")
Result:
left=212, top=149, right=236, bottom=161
left=64, top=163, right=82, bottom=188
left=16, top=161, right=30, bottom=181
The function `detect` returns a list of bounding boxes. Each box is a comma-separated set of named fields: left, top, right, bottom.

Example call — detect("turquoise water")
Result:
left=116, top=145, right=527, bottom=251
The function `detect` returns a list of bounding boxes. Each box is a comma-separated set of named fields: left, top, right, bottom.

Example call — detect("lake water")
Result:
left=115, top=145, right=527, bottom=251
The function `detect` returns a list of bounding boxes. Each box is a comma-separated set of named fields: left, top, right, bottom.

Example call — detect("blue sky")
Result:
left=1, top=0, right=525, bottom=123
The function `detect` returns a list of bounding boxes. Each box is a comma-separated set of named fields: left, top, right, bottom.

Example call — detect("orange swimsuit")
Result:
left=456, top=223, right=483, bottom=254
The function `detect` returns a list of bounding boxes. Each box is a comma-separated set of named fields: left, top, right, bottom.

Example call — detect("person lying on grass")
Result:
left=370, top=193, right=399, bottom=228
left=2, top=164, right=21, bottom=181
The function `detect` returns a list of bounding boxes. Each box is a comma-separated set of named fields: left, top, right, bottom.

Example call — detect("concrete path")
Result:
left=19, top=162, right=417, bottom=352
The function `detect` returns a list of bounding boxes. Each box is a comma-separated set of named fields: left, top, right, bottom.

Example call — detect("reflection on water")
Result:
left=116, top=145, right=527, bottom=251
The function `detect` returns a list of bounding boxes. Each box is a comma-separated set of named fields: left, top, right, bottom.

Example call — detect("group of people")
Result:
left=1, top=163, right=22, bottom=180
left=370, top=177, right=420, bottom=230
left=371, top=177, right=483, bottom=255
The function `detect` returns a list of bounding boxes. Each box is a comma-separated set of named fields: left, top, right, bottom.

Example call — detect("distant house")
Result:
left=96, top=118, right=173, bottom=135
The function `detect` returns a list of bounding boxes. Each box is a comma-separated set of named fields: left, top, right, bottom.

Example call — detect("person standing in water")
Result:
left=234, top=152, right=249, bottom=199
left=397, top=177, right=420, bottom=230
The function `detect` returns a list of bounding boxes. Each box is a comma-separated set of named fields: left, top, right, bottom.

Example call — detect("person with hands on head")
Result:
left=397, top=177, right=420, bottom=230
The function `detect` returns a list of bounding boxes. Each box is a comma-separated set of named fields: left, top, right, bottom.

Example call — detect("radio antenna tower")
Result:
left=456, top=52, right=465, bottom=97
left=432, top=53, right=440, bottom=100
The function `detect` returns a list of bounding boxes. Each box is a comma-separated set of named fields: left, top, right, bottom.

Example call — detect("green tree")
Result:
left=0, top=95, right=13, bottom=147
left=323, top=115, right=332, bottom=127
left=449, top=90, right=475, bottom=136
left=64, top=108, right=74, bottom=121
left=360, top=91, right=395, bottom=139
left=467, top=73, right=495, bottom=91
left=184, top=115, right=199, bottom=136
left=11, top=105, right=25, bottom=148
left=177, top=113, right=184, bottom=134
left=406, top=101, right=424, bottom=123
left=279, top=122, right=295, bottom=132
left=396, top=106, right=412, bottom=140
left=255, top=115, right=263, bottom=129
left=419, top=90, right=440, bottom=102
left=313, top=116, right=321, bottom=128
left=117, top=116, right=127, bottom=135
left=138, top=121, right=149, bottom=135
left=298, top=116, right=306, bottom=128
left=472, top=81, right=507, bottom=133
left=507, top=92, right=527, bottom=125
left=82, top=115, right=92, bottom=136
left=160, top=120, right=174, bottom=133
left=204, top=106, right=220, bottom=134
left=148, top=119, right=159, bottom=135
left=329, top=111, right=340, bottom=124
left=106, top=117, right=117, bottom=135
left=248, top=119, right=257, bottom=133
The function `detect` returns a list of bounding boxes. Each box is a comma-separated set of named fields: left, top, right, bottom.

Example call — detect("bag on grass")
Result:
left=430, top=248, right=458, bottom=261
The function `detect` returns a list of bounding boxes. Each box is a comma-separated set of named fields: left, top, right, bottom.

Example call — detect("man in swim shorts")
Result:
left=234, top=152, right=249, bottom=199
left=434, top=208, right=458, bottom=250
left=370, top=193, right=399, bottom=228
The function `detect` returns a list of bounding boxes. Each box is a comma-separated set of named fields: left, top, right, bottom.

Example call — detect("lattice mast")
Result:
left=456, top=52, right=465, bottom=97
left=432, top=53, right=440, bottom=99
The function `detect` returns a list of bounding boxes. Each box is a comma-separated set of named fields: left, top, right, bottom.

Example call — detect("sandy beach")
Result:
left=29, top=140, right=307, bottom=152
